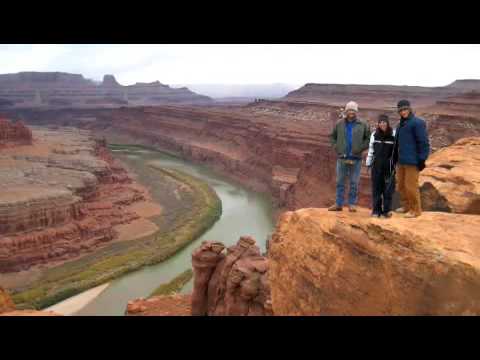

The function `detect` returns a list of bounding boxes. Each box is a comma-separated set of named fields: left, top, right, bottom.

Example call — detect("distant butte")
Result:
left=0, top=71, right=212, bottom=109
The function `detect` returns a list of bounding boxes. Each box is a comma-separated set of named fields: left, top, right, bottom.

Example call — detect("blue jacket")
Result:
left=395, top=114, right=430, bottom=166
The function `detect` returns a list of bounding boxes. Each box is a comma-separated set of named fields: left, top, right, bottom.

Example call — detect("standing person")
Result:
left=329, top=101, right=371, bottom=212
left=366, top=115, right=396, bottom=218
left=393, top=100, right=430, bottom=218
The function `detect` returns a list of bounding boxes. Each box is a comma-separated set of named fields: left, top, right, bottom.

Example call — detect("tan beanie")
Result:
left=345, top=101, right=359, bottom=113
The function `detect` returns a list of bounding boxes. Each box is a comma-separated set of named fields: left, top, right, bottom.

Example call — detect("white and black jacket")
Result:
left=365, top=129, right=396, bottom=169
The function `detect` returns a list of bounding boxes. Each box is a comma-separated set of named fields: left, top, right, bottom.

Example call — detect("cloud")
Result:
left=0, top=44, right=479, bottom=86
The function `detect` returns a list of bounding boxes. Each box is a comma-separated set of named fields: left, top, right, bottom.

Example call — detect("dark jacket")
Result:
left=394, top=114, right=430, bottom=166
left=366, top=128, right=396, bottom=174
left=330, top=118, right=371, bottom=158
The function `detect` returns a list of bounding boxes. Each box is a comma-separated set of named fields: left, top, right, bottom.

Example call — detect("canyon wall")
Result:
left=0, top=123, right=147, bottom=273
left=4, top=81, right=480, bottom=215
left=0, top=72, right=212, bottom=109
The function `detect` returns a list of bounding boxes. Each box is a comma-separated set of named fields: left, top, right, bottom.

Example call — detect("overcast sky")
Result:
left=0, top=44, right=479, bottom=87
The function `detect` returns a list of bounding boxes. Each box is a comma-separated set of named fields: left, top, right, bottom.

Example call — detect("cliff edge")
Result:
left=269, top=208, right=480, bottom=315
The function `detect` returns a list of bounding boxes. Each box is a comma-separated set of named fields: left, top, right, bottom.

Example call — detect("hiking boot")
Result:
left=382, top=212, right=393, bottom=218
left=404, top=212, right=419, bottom=218
left=395, top=207, right=408, bottom=214
left=348, top=205, right=357, bottom=212
left=328, top=204, right=343, bottom=211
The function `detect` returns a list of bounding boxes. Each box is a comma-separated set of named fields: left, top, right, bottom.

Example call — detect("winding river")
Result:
left=72, top=146, right=275, bottom=316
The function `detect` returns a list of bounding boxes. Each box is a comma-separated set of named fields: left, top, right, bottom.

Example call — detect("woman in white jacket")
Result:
left=366, top=115, right=396, bottom=218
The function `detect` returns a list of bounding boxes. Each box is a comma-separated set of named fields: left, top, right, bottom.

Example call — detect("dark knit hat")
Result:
left=397, top=99, right=411, bottom=110
left=378, top=114, right=389, bottom=123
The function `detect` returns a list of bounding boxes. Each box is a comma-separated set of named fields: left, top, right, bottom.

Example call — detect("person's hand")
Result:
left=417, top=160, right=426, bottom=172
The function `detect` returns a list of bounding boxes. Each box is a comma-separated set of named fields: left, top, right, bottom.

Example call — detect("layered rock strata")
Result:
left=5, top=83, right=480, bottom=215
left=0, top=72, right=211, bottom=109
left=0, top=125, right=146, bottom=272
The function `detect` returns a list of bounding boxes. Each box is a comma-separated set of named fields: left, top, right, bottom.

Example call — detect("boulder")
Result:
left=269, top=207, right=480, bottom=315
left=420, top=137, right=480, bottom=214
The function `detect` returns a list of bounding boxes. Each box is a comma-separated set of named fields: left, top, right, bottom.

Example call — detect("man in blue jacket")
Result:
left=393, top=100, right=430, bottom=218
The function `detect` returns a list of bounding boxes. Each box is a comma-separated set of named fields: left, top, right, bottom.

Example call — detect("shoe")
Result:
left=348, top=205, right=357, bottom=212
left=371, top=213, right=381, bottom=218
left=395, top=207, right=408, bottom=214
left=404, top=212, right=419, bottom=218
left=328, top=204, right=343, bottom=211
left=382, top=212, right=393, bottom=218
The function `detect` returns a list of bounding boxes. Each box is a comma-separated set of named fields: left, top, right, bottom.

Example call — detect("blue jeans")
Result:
left=336, top=159, right=362, bottom=207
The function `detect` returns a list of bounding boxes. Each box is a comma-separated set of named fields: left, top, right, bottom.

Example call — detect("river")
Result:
left=71, top=145, right=275, bottom=316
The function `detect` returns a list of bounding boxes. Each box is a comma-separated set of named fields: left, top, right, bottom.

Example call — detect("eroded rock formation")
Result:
left=191, top=237, right=272, bottom=316
left=420, top=137, right=480, bottom=214
left=268, top=207, right=480, bottom=315
left=0, top=125, right=146, bottom=272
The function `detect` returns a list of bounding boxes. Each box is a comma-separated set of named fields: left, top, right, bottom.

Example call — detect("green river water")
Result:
left=73, top=145, right=275, bottom=316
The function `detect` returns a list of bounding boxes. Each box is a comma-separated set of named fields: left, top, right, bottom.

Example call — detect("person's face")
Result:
left=399, top=108, right=410, bottom=119
left=346, top=111, right=356, bottom=120
left=378, top=121, right=388, bottom=132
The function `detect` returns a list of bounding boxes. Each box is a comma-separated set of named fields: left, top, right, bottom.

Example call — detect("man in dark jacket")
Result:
left=329, top=101, right=371, bottom=212
left=393, top=99, right=430, bottom=218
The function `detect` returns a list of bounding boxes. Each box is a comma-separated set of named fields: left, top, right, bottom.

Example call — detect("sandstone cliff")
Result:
left=268, top=208, right=480, bottom=315
left=0, top=125, right=147, bottom=272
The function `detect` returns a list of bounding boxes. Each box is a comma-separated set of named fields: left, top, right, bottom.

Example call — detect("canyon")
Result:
left=4, top=80, right=480, bottom=214
left=3, top=75, right=480, bottom=316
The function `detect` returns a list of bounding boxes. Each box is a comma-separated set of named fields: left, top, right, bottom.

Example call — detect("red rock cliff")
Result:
left=268, top=207, right=480, bottom=315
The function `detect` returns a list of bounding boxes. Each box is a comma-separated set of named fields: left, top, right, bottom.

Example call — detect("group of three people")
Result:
left=329, top=99, right=430, bottom=218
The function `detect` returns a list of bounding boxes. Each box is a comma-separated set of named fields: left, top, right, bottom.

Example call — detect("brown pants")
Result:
left=396, top=164, right=422, bottom=216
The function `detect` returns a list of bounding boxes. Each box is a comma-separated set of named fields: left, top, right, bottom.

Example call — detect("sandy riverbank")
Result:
left=44, top=283, right=110, bottom=315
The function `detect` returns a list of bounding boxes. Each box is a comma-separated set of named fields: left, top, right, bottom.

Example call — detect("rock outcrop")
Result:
left=0, top=117, right=32, bottom=146
left=420, top=137, right=480, bottom=214
left=269, top=207, right=480, bottom=315
left=0, top=287, right=15, bottom=313
left=126, top=294, right=191, bottom=316
left=191, top=237, right=272, bottom=316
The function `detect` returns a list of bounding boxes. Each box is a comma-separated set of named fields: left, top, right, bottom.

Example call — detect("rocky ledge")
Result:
left=268, top=208, right=480, bottom=315
left=420, top=137, right=480, bottom=214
